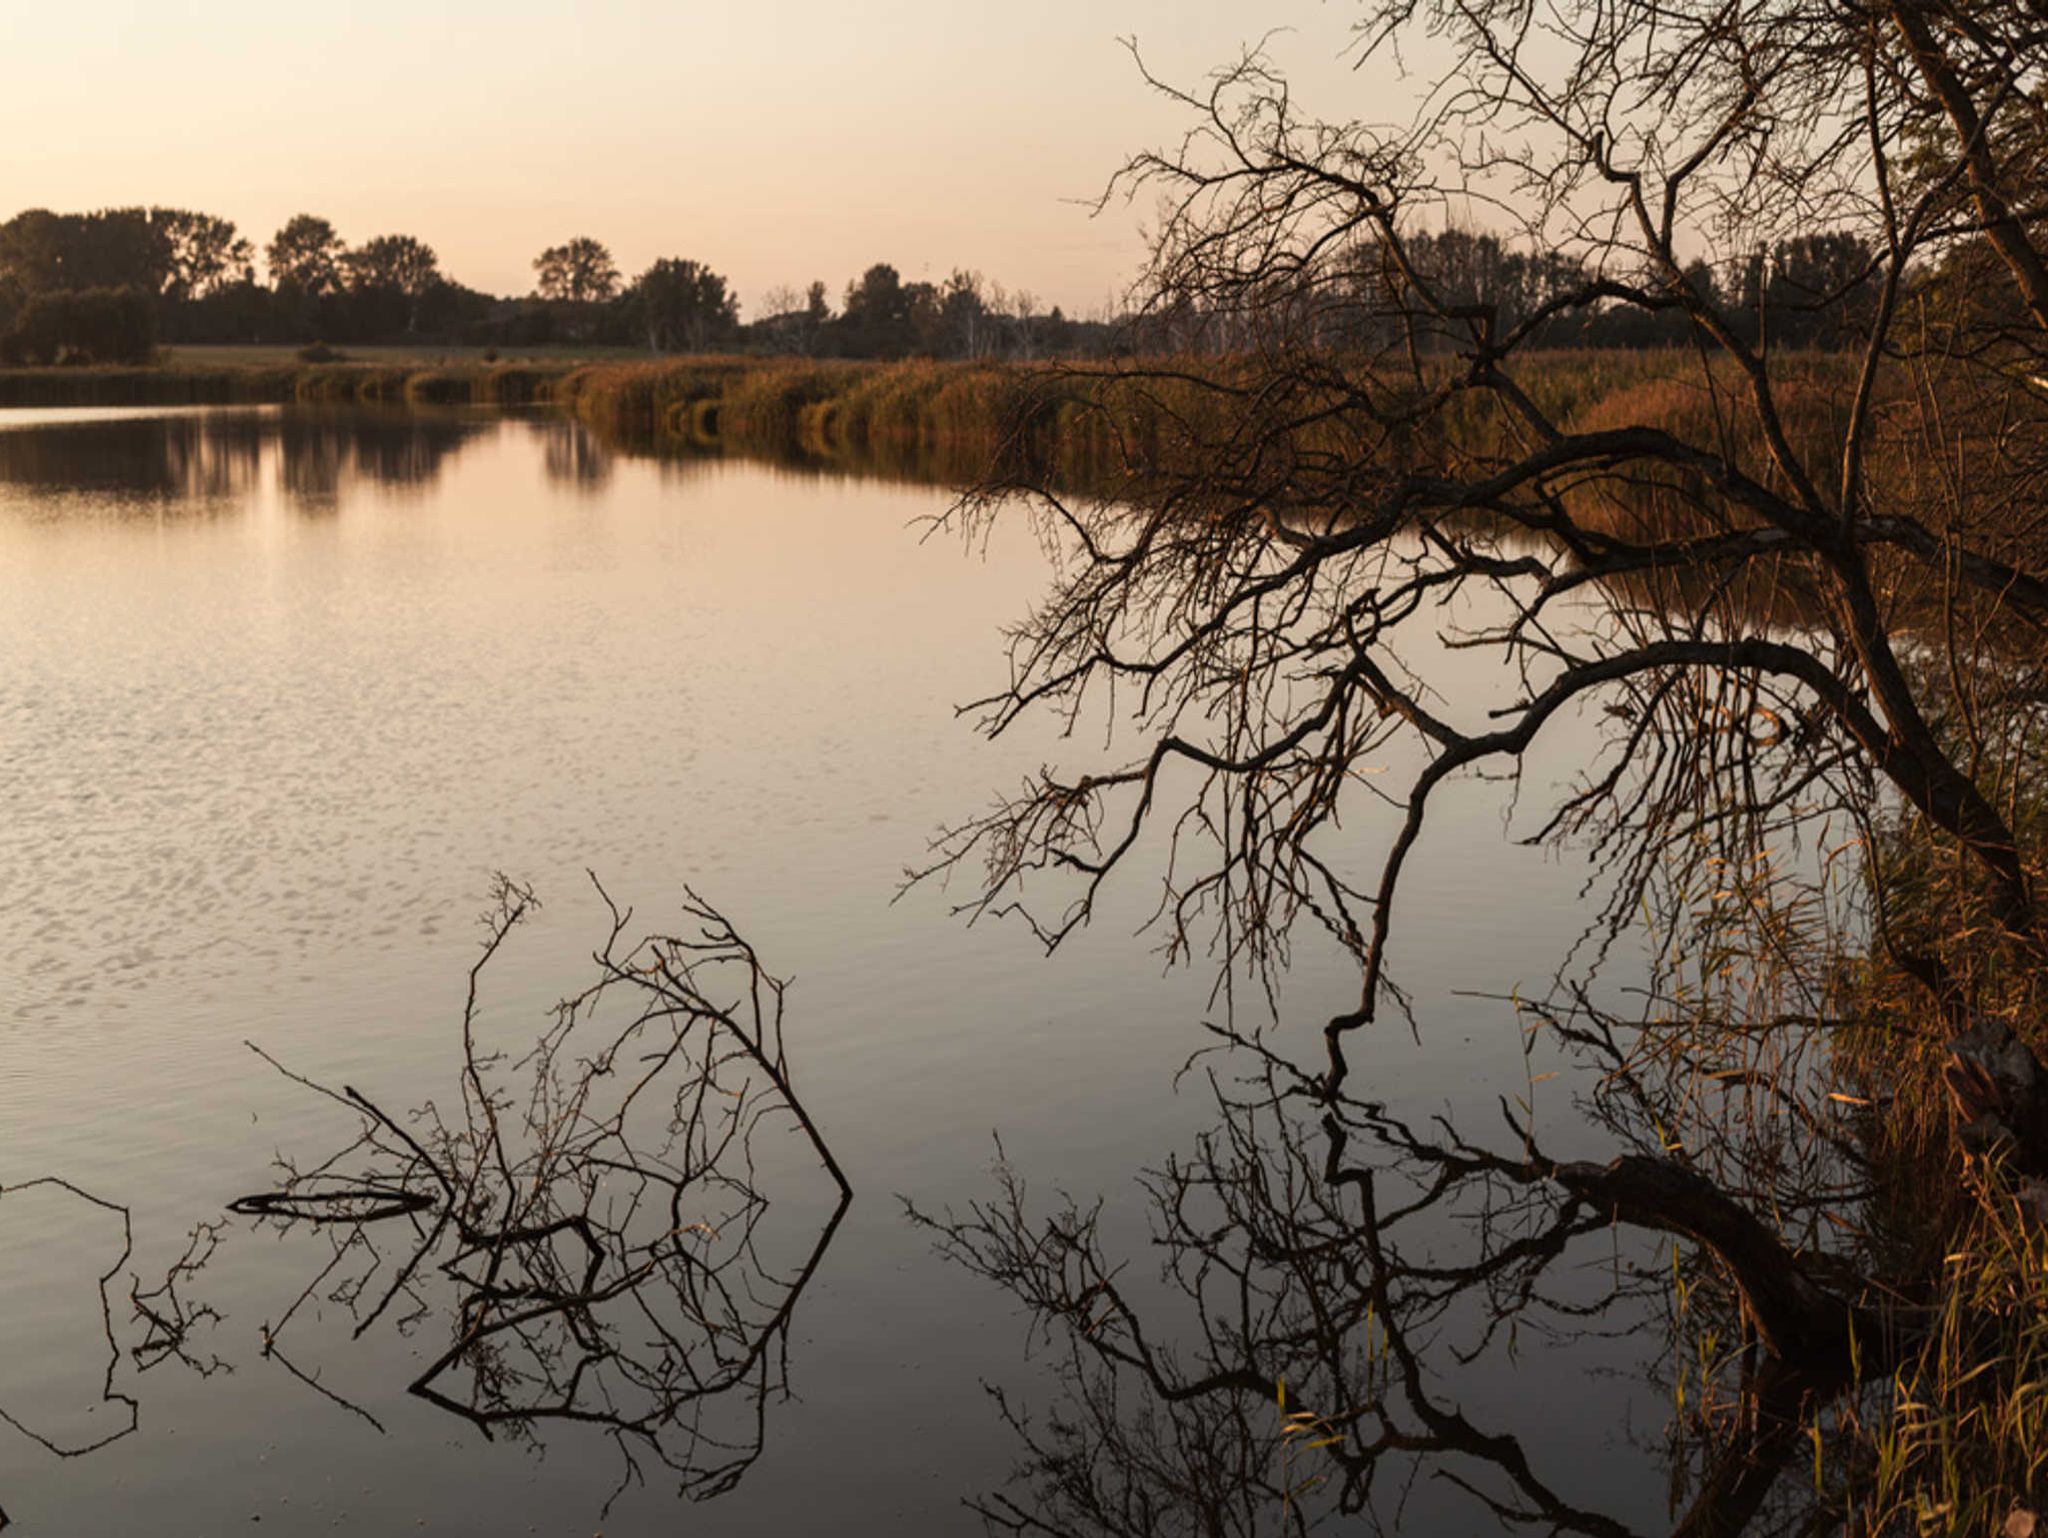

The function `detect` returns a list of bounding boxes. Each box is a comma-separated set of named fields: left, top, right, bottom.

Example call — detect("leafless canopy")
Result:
left=924, top=0, right=2048, bottom=1089
left=913, top=2, right=2048, bottom=1525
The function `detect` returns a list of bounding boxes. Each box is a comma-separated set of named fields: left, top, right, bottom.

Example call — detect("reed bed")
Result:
left=0, top=358, right=586, bottom=409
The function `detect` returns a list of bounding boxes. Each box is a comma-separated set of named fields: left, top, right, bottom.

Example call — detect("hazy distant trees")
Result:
left=755, top=284, right=806, bottom=353
left=629, top=257, right=738, bottom=351
left=342, top=234, right=441, bottom=332
left=1738, top=233, right=1883, bottom=348
left=533, top=237, right=620, bottom=303
left=153, top=211, right=254, bottom=303
left=1244, top=223, right=1888, bottom=354
left=0, top=207, right=222, bottom=355
left=753, top=280, right=834, bottom=355
left=265, top=217, right=484, bottom=343
left=839, top=263, right=970, bottom=357
left=812, top=263, right=1075, bottom=358
left=342, top=234, right=439, bottom=303
left=0, top=210, right=74, bottom=293
left=0, top=208, right=165, bottom=294
left=0, top=207, right=253, bottom=309
left=266, top=215, right=344, bottom=298
left=837, top=263, right=913, bottom=356
left=0, top=206, right=1087, bottom=357
left=938, top=270, right=991, bottom=358
left=0, top=287, right=156, bottom=365
left=0, top=206, right=512, bottom=351
left=0, top=198, right=1903, bottom=361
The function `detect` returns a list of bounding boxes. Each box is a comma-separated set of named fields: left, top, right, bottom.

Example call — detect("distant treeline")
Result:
left=1153, top=227, right=1908, bottom=354
left=0, top=207, right=1111, bottom=365
left=0, top=204, right=1913, bottom=369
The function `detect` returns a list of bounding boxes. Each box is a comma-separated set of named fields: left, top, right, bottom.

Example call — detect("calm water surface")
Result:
left=1, top=407, right=1669, bottom=1534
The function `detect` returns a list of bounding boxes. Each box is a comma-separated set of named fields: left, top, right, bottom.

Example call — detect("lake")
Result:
left=1, top=405, right=1677, bottom=1534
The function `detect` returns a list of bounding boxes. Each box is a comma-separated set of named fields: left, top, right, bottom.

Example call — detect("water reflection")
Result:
left=0, top=1178, right=138, bottom=1481
left=0, top=402, right=1800, bottom=1533
left=3, top=882, right=850, bottom=1521
left=539, top=416, right=614, bottom=492
left=566, top=407, right=1050, bottom=495
left=917, top=1010, right=1878, bottom=1538
left=0, top=407, right=500, bottom=514
left=0, top=399, right=1092, bottom=520
left=229, top=879, right=851, bottom=1505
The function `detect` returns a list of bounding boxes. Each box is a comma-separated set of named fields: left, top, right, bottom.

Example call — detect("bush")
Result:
left=2, top=286, right=157, bottom=366
left=294, top=342, right=345, bottom=363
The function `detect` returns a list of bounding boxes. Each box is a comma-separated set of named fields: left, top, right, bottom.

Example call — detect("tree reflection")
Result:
left=917, top=1031, right=1866, bottom=1537
left=540, top=417, right=614, bottom=490
left=2, top=879, right=848, bottom=1524
left=328, top=410, right=489, bottom=501
left=227, top=876, right=852, bottom=1505
left=0, top=408, right=495, bottom=511
left=0, top=1178, right=139, bottom=1483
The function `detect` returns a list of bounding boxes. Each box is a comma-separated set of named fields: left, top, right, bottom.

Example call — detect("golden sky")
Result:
left=0, top=1, right=1402, bottom=316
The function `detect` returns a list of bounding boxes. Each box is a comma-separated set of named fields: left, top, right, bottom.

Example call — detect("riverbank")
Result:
left=0, top=346, right=1975, bottom=504
left=0, top=356, right=579, bottom=408
left=0, top=349, right=1782, bottom=522
left=0, top=352, right=1122, bottom=482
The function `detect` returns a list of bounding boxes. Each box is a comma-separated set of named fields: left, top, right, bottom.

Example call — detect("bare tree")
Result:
left=923, top=0, right=2048, bottom=1081
left=912, top=0, right=2048, bottom=1520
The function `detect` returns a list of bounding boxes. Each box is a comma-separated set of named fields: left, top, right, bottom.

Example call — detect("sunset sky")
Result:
left=1, top=1, right=1405, bottom=316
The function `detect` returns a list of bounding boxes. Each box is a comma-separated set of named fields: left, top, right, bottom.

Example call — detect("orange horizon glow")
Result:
left=0, top=1, right=1408, bottom=318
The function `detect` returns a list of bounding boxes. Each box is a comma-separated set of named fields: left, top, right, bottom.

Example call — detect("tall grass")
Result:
left=0, top=358, right=587, bottom=409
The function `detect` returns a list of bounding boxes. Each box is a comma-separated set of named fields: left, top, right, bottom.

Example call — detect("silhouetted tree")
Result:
left=939, top=269, right=990, bottom=358
left=342, top=234, right=440, bottom=332
left=628, top=257, right=738, bottom=352
left=265, top=215, right=344, bottom=298
left=912, top=2, right=2048, bottom=1517
left=0, top=208, right=167, bottom=295
left=1, top=286, right=156, bottom=365
left=0, top=209, right=74, bottom=293
left=754, top=284, right=806, bottom=353
left=837, top=263, right=918, bottom=356
left=1735, top=233, right=1883, bottom=350
left=533, top=236, right=620, bottom=303
left=151, top=211, right=253, bottom=303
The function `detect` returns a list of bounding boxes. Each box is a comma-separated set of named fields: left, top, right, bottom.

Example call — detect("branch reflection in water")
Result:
left=916, top=1019, right=1870, bottom=1538
left=2, top=877, right=850, bottom=1523
left=226, top=876, right=852, bottom=1506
